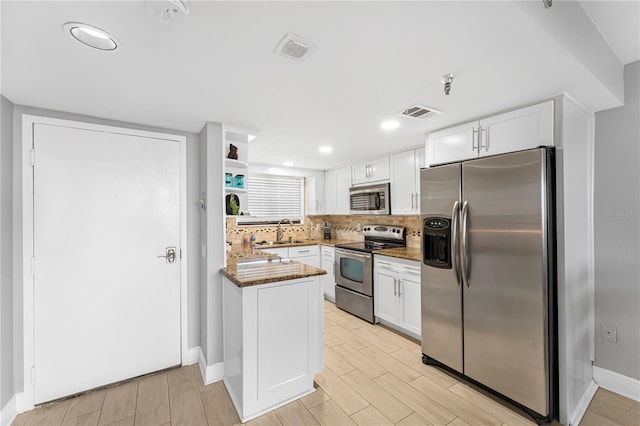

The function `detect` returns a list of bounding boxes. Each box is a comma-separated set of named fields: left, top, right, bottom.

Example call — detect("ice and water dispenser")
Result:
left=422, top=217, right=452, bottom=269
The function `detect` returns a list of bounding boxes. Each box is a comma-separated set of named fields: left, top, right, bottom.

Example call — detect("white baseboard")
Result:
left=569, top=380, right=598, bottom=426
left=198, top=347, right=224, bottom=385
left=1, top=394, right=17, bottom=426
left=186, top=347, right=201, bottom=365
left=593, top=366, right=640, bottom=402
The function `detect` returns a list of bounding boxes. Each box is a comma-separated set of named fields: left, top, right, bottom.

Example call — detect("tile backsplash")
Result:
left=226, top=215, right=421, bottom=248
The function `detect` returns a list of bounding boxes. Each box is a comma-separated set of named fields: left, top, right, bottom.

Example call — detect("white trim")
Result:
left=14, top=394, right=24, bottom=415
left=21, top=115, right=188, bottom=410
left=593, top=366, right=640, bottom=402
left=569, top=380, right=598, bottom=426
left=198, top=347, right=224, bottom=385
left=1, top=394, right=17, bottom=426
left=187, top=347, right=201, bottom=365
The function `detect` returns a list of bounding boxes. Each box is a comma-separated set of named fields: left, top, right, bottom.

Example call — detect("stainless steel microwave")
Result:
left=349, top=183, right=390, bottom=215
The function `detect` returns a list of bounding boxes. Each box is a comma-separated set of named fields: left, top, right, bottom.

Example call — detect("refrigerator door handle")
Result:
left=461, top=200, right=470, bottom=287
left=451, top=201, right=461, bottom=287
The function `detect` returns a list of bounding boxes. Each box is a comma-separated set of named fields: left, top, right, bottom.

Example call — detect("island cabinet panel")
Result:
left=223, top=276, right=323, bottom=423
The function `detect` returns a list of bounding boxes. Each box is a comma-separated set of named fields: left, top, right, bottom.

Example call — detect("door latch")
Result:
left=157, top=246, right=177, bottom=263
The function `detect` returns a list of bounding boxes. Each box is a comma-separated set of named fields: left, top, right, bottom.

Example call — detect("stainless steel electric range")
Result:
left=334, top=225, right=406, bottom=323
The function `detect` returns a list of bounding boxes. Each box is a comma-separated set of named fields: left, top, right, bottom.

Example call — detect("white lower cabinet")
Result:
left=222, top=276, right=324, bottom=422
left=374, top=255, right=421, bottom=340
left=320, top=246, right=335, bottom=301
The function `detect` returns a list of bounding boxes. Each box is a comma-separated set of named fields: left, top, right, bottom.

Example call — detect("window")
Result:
left=245, top=174, right=304, bottom=223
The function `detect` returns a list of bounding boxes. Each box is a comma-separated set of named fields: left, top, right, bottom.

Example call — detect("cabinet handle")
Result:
left=398, top=280, right=402, bottom=296
left=480, top=126, right=488, bottom=151
left=472, top=127, right=478, bottom=152
left=393, top=278, right=397, bottom=296
left=410, top=193, right=415, bottom=210
left=297, top=249, right=311, bottom=254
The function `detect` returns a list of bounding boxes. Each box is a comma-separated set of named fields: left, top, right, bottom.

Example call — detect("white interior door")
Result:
left=32, top=123, right=181, bottom=404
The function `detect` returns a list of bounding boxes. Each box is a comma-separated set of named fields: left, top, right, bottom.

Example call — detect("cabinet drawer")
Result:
left=289, top=245, right=319, bottom=258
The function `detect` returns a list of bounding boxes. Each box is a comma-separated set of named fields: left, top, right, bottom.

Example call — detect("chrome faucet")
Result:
left=276, top=218, right=292, bottom=242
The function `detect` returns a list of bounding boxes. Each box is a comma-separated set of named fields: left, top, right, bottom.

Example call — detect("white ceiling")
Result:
left=2, top=1, right=638, bottom=170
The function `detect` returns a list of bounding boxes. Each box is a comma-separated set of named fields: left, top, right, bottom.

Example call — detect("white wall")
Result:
left=9, top=105, right=201, bottom=398
left=593, top=61, right=640, bottom=381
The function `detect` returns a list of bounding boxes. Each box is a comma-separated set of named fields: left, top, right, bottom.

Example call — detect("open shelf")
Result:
left=225, top=187, right=247, bottom=194
left=225, top=158, right=249, bottom=169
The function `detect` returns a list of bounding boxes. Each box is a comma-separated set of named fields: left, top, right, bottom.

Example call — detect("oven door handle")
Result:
left=335, top=248, right=372, bottom=259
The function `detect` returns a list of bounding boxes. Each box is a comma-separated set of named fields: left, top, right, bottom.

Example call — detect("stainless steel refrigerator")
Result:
left=420, top=147, right=556, bottom=422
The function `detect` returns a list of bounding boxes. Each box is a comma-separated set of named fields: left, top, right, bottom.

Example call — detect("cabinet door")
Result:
left=390, top=150, right=417, bottom=215
left=335, top=166, right=352, bottom=214
left=351, top=162, right=369, bottom=186
left=320, top=248, right=335, bottom=300
left=324, top=169, right=336, bottom=214
left=426, top=121, right=478, bottom=166
left=374, top=266, right=400, bottom=323
left=399, top=268, right=421, bottom=336
left=480, top=100, right=553, bottom=157
left=294, top=255, right=320, bottom=268
left=414, top=148, right=426, bottom=211
left=369, top=157, right=390, bottom=182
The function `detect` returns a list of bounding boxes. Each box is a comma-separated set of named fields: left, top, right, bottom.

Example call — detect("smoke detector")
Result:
left=399, top=104, right=441, bottom=119
left=275, top=33, right=314, bottom=61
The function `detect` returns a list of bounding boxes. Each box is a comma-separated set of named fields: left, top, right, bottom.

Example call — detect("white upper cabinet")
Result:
left=324, top=165, right=351, bottom=214
left=426, top=100, right=554, bottom=166
left=426, top=121, right=478, bottom=166
left=352, top=157, right=390, bottom=185
left=478, top=100, right=554, bottom=157
left=390, top=148, right=424, bottom=215
left=324, top=169, right=337, bottom=214
left=335, top=166, right=352, bottom=214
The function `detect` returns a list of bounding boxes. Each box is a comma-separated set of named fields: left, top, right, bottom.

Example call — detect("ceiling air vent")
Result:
left=275, top=33, right=314, bottom=61
left=399, top=104, right=441, bottom=119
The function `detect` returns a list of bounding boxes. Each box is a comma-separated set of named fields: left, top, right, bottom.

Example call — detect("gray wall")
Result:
left=10, top=105, right=201, bottom=395
left=1, top=95, right=15, bottom=410
left=594, top=60, right=640, bottom=380
left=199, top=122, right=225, bottom=366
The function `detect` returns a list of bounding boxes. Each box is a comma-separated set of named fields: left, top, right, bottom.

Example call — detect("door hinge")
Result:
left=30, top=149, right=36, bottom=166
left=31, top=257, right=36, bottom=276
left=31, top=365, right=36, bottom=384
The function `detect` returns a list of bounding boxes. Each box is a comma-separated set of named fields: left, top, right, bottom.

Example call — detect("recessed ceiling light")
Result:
left=283, top=161, right=294, bottom=167
left=63, top=22, right=120, bottom=51
left=319, top=146, right=333, bottom=153
left=381, top=120, right=400, bottom=130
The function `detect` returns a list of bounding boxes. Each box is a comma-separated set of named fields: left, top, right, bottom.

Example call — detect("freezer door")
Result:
left=461, top=148, right=551, bottom=416
left=420, top=164, right=463, bottom=373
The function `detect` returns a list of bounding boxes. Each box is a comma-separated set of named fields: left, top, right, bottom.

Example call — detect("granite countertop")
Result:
left=373, top=247, right=421, bottom=262
left=222, top=258, right=326, bottom=288
left=253, top=238, right=358, bottom=249
left=222, top=244, right=328, bottom=288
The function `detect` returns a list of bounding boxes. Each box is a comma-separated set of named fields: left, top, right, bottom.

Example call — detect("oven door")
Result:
left=334, top=248, right=373, bottom=296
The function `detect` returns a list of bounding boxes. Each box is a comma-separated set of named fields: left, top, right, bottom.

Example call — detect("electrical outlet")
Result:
left=356, top=223, right=361, bottom=231
left=602, top=324, right=617, bottom=343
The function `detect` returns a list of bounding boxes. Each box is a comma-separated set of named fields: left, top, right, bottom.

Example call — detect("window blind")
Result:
left=247, top=174, right=304, bottom=218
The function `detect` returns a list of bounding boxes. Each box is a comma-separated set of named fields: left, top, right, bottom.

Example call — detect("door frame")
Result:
left=21, top=115, right=188, bottom=410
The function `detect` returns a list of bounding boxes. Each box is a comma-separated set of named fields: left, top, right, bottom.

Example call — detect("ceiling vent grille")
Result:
left=275, top=33, right=314, bottom=60
left=399, top=104, right=441, bottom=119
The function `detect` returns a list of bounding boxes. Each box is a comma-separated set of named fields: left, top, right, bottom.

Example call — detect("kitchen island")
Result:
left=220, top=252, right=326, bottom=422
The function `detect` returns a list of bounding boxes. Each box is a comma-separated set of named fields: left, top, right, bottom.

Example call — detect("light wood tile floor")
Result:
left=12, top=301, right=639, bottom=426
